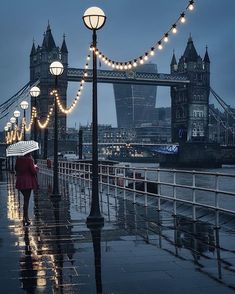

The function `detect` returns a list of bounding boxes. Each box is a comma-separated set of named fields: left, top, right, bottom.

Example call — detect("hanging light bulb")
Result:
left=133, top=60, right=137, bottom=67
left=139, top=57, right=144, bottom=64
left=172, top=24, right=177, bottom=34
left=150, top=47, right=155, bottom=56
left=158, top=41, right=163, bottom=50
left=188, top=0, right=194, bottom=11
left=164, top=33, right=169, bottom=42
left=180, top=13, right=186, bottom=23
left=144, top=53, right=148, bottom=61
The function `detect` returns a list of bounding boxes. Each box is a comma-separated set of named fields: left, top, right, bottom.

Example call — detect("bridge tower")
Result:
left=30, top=24, right=68, bottom=152
left=170, top=36, right=210, bottom=143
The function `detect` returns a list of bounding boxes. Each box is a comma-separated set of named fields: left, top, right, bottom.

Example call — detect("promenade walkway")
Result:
left=0, top=170, right=235, bottom=293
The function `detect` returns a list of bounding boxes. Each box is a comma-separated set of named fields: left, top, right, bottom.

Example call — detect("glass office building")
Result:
left=113, top=63, right=158, bottom=128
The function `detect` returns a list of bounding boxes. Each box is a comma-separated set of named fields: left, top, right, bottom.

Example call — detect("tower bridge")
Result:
left=1, top=24, right=235, bottom=166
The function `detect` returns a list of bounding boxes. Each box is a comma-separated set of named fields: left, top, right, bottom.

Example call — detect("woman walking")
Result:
left=15, top=153, right=38, bottom=226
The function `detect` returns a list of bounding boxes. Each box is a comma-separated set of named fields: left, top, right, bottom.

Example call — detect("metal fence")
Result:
left=38, top=159, right=235, bottom=218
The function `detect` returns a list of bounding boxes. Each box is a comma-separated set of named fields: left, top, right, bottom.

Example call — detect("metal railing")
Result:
left=38, top=159, right=235, bottom=217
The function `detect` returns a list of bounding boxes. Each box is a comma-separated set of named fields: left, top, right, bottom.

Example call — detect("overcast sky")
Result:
left=0, top=0, right=235, bottom=129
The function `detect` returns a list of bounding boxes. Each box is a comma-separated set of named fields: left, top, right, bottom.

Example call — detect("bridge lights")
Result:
left=49, top=61, right=64, bottom=197
left=83, top=6, right=106, bottom=224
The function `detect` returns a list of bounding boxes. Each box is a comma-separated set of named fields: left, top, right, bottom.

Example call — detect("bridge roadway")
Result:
left=0, top=169, right=235, bottom=293
left=67, top=68, right=190, bottom=86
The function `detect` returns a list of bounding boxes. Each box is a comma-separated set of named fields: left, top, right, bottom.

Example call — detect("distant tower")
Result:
left=113, top=63, right=158, bottom=128
left=170, top=36, right=210, bottom=143
left=30, top=24, right=68, bottom=144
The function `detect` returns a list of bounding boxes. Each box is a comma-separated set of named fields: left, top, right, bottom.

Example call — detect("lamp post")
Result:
left=20, top=100, right=29, bottom=140
left=4, top=122, right=11, bottom=170
left=30, top=86, right=40, bottom=161
left=13, top=109, right=20, bottom=142
left=49, top=61, right=64, bottom=196
left=83, top=7, right=106, bottom=224
left=10, top=117, right=16, bottom=172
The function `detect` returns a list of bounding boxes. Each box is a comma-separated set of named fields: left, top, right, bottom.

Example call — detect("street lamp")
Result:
left=83, top=7, right=106, bottom=224
left=20, top=100, right=29, bottom=140
left=10, top=116, right=16, bottom=125
left=30, top=86, right=40, bottom=161
left=49, top=61, right=64, bottom=196
left=4, top=124, right=10, bottom=171
left=10, top=117, right=16, bottom=171
left=14, top=110, right=20, bottom=142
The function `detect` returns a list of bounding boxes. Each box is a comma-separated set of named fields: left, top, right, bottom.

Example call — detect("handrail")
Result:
left=37, top=159, right=235, bottom=215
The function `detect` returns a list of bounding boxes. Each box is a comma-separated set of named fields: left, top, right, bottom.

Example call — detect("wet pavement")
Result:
left=0, top=171, right=235, bottom=293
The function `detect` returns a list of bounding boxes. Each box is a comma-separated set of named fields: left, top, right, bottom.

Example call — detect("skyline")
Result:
left=0, top=0, right=235, bottom=128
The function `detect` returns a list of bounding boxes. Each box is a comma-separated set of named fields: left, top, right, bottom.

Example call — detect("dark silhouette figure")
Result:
left=15, top=153, right=38, bottom=226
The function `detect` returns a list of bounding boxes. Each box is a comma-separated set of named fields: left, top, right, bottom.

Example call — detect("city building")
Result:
left=113, top=63, right=158, bottom=128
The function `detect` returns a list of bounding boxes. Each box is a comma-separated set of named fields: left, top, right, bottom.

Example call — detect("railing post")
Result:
left=107, top=165, right=110, bottom=195
left=157, top=169, right=161, bottom=211
left=133, top=169, right=136, bottom=204
left=215, top=173, right=220, bottom=229
left=215, top=173, right=219, bottom=210
left=114, top=167, right=117, bottom=199
left=123, top=167, right=126, bottom=201
left=192, top=171, right=196, bottom=221
left=144, top=168, right=148, bottom=207
left=173, top=170, right=176, bottom=215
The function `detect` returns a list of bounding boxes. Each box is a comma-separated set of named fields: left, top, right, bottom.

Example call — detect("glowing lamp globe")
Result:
left=49, top=61, right=64, bottom=76
left=10, top=117, right=16, bottom=124
left=30, top=86, right=40, bottom=97
left=20, top=100, right=29, bottom=110
left=14, top=110, right=20, bottom=118
left=83, top=7, right=106, bottom=30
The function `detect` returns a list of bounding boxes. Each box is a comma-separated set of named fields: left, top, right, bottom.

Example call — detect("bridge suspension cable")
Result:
left=210, top=87, right=235, bottom=120
left=0, top=80, right=39, bottom=121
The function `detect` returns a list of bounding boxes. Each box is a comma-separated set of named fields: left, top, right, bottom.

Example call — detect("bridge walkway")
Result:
left=0, top=170, right=234, bottom=293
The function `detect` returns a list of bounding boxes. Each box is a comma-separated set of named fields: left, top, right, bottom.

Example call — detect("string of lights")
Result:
left=36, top=106, right=54, bottom=129
left=91, top=0, right=195, bottom=70
left=52, top=52, right=91, bottom=114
